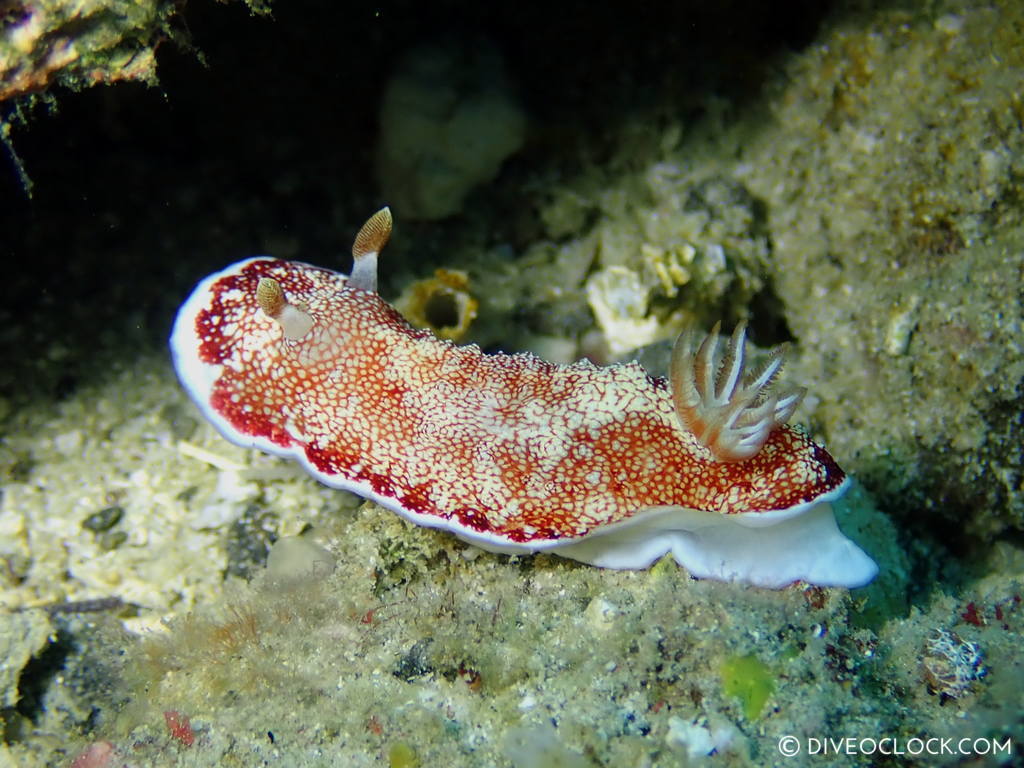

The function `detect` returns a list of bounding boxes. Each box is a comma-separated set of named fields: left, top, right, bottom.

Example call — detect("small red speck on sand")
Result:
left=69, top=741, right=114, bottom=768
left=164, top=710, right=196, bottom=746
left=367, top=715, right=384, bottom=736
left=961, top=602, right=984, bottom=627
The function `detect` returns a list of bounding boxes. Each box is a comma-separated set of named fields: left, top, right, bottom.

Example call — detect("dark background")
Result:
left=0, top=0, right=836, bottom=405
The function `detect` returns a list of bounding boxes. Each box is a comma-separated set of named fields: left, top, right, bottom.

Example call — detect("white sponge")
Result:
left=375, top=40, right=526, bottom=220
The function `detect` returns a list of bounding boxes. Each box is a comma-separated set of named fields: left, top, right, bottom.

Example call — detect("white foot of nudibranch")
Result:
left=670, top=321, right=805, bottom=462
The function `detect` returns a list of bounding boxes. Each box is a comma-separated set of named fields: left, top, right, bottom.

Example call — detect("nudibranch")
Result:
left=171, top=209, right=878, bottom=589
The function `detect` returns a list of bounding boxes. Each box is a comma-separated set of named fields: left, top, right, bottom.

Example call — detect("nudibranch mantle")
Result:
left=171, top=209, right=877, bottom=589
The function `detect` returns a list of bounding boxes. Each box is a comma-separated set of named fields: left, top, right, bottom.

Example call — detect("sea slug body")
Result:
left=171, top=209, right=878, bottom=589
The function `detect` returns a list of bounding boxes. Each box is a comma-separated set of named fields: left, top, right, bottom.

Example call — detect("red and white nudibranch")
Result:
left=171, top=209, right=877, bottom=589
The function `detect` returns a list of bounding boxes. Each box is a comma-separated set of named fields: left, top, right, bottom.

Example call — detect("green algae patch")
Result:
left=647, top=552, right=680, bottom=582
left=720, top=654, right=774, bottom=720
left=388, top=742, right=419, bottom=768
left=780, top=644, right=801, bottom=662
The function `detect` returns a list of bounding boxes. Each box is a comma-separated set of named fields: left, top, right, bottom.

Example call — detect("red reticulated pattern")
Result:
left=191, top=259, right=845, bottom=541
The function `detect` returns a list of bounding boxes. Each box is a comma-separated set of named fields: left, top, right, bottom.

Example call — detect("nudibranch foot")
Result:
left=525, top=493, right=876, bottom=589
left=670, top=320, right=806, bottom=462
left=170, top=209, right=879, bottom=590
